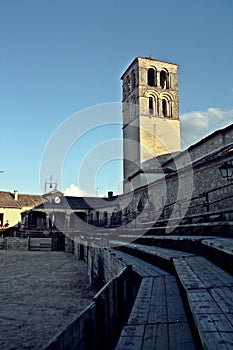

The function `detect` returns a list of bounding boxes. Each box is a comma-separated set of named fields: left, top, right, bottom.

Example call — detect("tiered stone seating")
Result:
left=136, top=208, right=233, bottom=237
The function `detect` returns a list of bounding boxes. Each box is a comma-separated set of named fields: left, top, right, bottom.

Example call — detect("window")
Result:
left=162, top=99, right=167, bottom=118
left=0, top=213, right=3, bottom=227
left=149, top=97, right=154, bottom=115
left=148, top=68, right=156, bottom=86
left=126, top=75, right=130, bottom=93
left=124, top=101, right=130, bottom=124
left=123, top=86, right=126, bottom=100
left=131, top=96, right=137, bottom=118
left=131, top=70, right=136, bottom=89
left=160, top=70, right=169, bottom=89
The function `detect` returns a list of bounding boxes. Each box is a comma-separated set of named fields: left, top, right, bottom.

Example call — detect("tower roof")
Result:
left=121, top=56, right=178, bottom=79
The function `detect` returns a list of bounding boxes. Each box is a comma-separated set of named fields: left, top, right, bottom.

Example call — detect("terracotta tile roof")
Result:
left=18, top=194, right=45, bottom=208
left=0, top=191, right=44, bottom=209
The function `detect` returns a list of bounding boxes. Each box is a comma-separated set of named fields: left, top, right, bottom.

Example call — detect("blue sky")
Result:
left=0, top=0, right=232, bottom=196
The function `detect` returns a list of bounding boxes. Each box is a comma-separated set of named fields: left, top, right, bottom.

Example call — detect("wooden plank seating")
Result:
left=109, top=245, right=196, bottom=349
left=111, top=239, right=233, bottom=349
left=201, top=238, right=233, bottom=256
left=115, top=275, right=195, bottom=350
left=200, top=238, right=233, bottom=275
left=109, top=219, right=233, bottom=237
left=137, top=221, right=228, bottom=231
left=131, top=235, right=233, bottom=276
left=147, top=221, right=233, bottom=236
left=137, top=207, right=233, bottom=229
left=116, top=206, right=233, bottom=236
left=112, top=241, right=194, bottom=259
left=114, top=235, right=233, bottom=275
left=137, top=234, right=212, bottom=244
left=173, top=256, right=233, bottom=349
left=108, top=248, right=168, bottom=278
left=110, top=240, right=195, bottom=273
left=173, top=256, right=233, bottom=290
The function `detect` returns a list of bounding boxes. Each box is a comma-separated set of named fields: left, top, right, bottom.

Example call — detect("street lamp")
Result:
left=219, top=160, right=233, bottom=180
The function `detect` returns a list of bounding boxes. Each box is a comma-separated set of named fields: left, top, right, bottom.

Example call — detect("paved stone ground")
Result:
left=0, top=251, right=95, bottom=350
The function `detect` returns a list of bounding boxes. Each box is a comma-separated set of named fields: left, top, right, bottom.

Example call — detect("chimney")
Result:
left=14, top=190, right=19, bottom=201
left=108, top=191, right=113, bottom=199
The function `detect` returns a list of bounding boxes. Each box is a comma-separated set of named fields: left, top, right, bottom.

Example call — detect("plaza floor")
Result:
left=0, top=250, right=94, bottom=350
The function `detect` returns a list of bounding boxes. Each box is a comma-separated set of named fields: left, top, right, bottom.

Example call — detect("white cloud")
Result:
left=180, top=108, right=233, bottom=148
left=64, top=184, right=91, bottom=197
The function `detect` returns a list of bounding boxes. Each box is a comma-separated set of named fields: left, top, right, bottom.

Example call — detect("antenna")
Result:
left=96, top=186, right=105, bottom=197
left=44, top=175, right=57, bottom=193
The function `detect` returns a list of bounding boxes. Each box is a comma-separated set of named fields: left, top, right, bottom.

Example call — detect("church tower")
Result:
left=121, top=56, right=180, bottom=192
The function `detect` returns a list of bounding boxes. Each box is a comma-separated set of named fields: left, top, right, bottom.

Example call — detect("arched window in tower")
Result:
left=162, top=99, right=168, bottom=118
left=126, top=75, right=130, bottom=94
left=125, top=101, right=130, bottom=124
left=160, top=70, right=169, bottom=89
left=131, top=96, right=137, bottom=118
left=123, top=86, right=126, bottom=100
left=148, top=68, right=156, bottom=87
left=149, top=97, right=154, bottom=116
left=131, top=70, right=136, bottom=89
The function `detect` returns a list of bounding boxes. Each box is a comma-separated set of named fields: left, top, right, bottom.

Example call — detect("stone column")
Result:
left=157, top=98, right=160, bottom=116
left=46, top=214, right=50, bottom=228
left=66, top=213, right=71, bottom=229
left=21, top=214, right=27, bottom=229
left=158, top=98, right=162, bottom=117
left=170, top=100, right=173, bottom=118
left=157, top=70, right=160, bottom=87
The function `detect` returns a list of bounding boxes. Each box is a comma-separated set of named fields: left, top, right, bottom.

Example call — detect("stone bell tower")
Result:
left=121, top=56, right=180, bottom=191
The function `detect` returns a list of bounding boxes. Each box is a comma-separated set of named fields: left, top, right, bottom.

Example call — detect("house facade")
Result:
left=0, top=190, right=44, bottom=229
left=21, top=191, right=121, bottom=231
